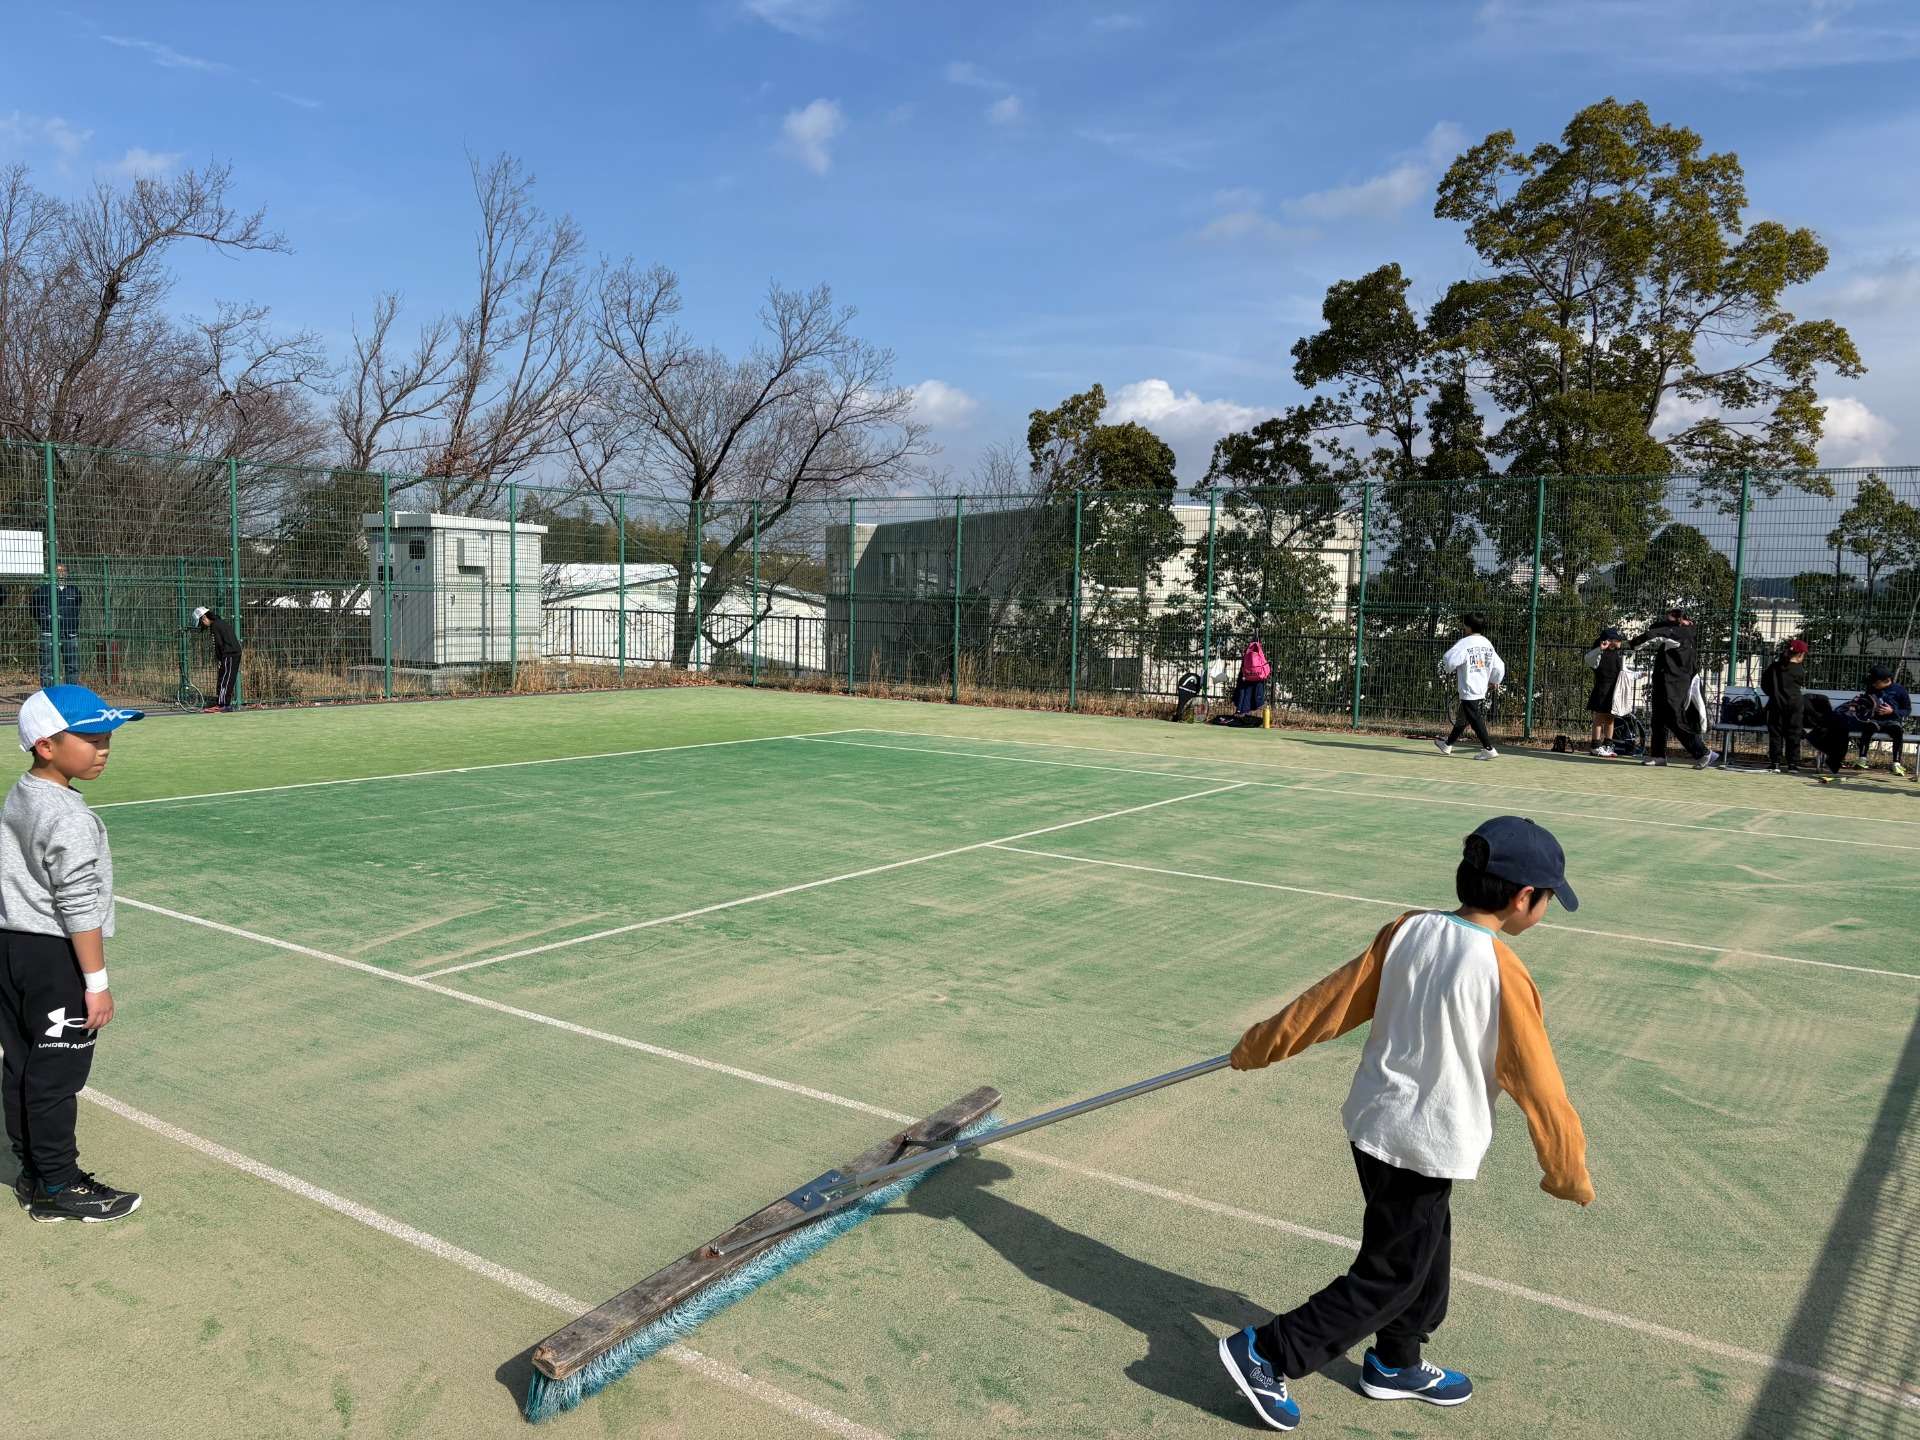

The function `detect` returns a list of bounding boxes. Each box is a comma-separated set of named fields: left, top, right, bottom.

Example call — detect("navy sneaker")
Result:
left=1360, top=1349, right=1473, bottom=1406
left=10, top=1172, right=33, bottom=1210
left=28, top=1173, right=141, bottom=1223
left=1218, top=1326, right=1300, bottom=1431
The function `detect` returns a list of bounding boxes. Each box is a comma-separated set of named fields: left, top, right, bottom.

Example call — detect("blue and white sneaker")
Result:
left=1217, top=1326, right=1300, bottom=1430
left=1360, top=1349, right=1473, bottom=1405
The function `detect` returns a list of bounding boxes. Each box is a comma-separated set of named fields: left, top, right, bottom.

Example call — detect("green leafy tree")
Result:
left=1826, top=474, right=1920, bottom=603
left=1432, top=97, right=1862, bottom=501
left=1291, top=264, right=1428, bottom=487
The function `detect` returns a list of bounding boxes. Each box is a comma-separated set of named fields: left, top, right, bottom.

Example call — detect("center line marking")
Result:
left=416, top=781, right=1248, bottom=978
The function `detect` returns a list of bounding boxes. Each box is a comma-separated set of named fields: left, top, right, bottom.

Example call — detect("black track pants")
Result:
left=0, top=929, right=95, bottom=1187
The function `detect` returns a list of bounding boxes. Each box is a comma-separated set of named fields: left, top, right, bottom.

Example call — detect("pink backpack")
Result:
left=1241, top=641, right=1271, bottom=682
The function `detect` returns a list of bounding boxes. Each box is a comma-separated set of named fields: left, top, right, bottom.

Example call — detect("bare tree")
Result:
left=590, top=262, right=930, bottom=668
left=391, top=154, right=597, bottom=515
left=333, top=293, right=460, bottom=474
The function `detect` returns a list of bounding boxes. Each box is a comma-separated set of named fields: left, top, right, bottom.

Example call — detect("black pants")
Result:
left=1262, top=1146, right=1453, bottom=1377
left=0, top=929, right=95, bottom=1187
left=215, top=651, right=241, bottom=710
left=1767, top=700, right=1804, bottom=769
left=1650, top=692, right=1707, bottom=761
left=1447, top=698, right=1491, bottom=749
left=1847, top=718, right=1903, bottom=763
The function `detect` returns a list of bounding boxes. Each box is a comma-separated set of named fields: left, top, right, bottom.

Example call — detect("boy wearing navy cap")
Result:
left=0, top=685, right=144, bottom=1222
left=1218, top=817, right=1593, bottom=1430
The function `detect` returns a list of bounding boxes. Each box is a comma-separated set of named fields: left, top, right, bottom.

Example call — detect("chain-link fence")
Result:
left=3, top=439, right=1916, bottom=739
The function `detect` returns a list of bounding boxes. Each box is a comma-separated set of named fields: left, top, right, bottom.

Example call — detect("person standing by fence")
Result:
left=1433, top=615, right=1504, bottom=761
left=1582, top=628, right=1632, bottom=757
left=1628, top=609, right=1716, bottom=770
left=192, top=608, right=242, bottom=713
left=1759, top=639, right=1809, bottom=774
left=1235, top=640, right=1271, bottom=721
left=29, top=566, right=82, bottom=688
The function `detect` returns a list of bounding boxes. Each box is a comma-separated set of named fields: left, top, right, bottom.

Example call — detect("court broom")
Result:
left=522, top=1054, right=1232, bottom=1421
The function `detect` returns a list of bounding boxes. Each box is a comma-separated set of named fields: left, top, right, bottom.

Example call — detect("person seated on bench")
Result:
left=1759, top=638, right=1809, bottom=774
left=1818, top=665, right=1912, bottom=781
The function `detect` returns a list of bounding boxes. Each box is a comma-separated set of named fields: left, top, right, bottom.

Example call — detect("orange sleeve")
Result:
left=1229, top=915, right=1408, bottom=1071
left=1494, top=943, right=1595, bottom=1206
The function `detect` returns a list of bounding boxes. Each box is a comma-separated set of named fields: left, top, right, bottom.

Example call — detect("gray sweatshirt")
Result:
left=0, top=773, right=115, bottom=938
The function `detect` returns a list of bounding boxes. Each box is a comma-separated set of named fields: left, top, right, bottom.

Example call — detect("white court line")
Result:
left=802, top=735, right=1920, bottom=854
left=81, top=1087, right=894, bottom=1440
left=864, top=727, right=1920, bottom=830
left=417, top=782, right=1249, bottom=979
left=92, top=729, right=865, bottom=811
left=105, top=904, right=1920, bottom=1414
left=989, top=846, right=1920, bottom=983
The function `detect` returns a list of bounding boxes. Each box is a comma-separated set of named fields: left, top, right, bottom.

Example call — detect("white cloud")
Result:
left=986, top=95, right=1023, bottom=126
left=743, top=0, right=842, bottom=36
left=1075, top=126, right=1210, bottom=170
left=1282, top=121, right=1464, bottom=223
left=272, top=91, right=324, bottom=111
left=102, top=147, right=184, bottom=180
left=0, top=112, right=93, bottom=166
left=1474, top=0, right=1920, bottom=74
left=780, top=99, right=845, bottom=175
left=101, top=33, right=225, bottom=72
left=1107, top=379, right=1265, bottom=474
left=1194, top=186, right=1308, bottom=245
left=945, top=60, right=1006, bottom=90
left=1827, top=253, right=1920, bottom=312
left=1819, top=395, right=1896, bottom=467
left=911, top=380, right=981, bottom=428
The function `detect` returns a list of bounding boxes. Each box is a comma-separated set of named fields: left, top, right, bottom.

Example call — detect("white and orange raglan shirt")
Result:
left=1231, top=911, right=1595, bottom=1205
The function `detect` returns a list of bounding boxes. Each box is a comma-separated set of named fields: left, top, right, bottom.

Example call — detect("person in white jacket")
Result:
left=1434, top=615, right=1505, bottom=760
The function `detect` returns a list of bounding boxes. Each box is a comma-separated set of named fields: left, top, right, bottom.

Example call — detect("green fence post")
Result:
left=1200, top=487, right=1219, bottom=700
left=101, top=558, right=112, bottom=682
left=951, top=496, right=964, bottom=705
left=691, top=498, right=704, bottom=674
left=508, top=482, right=519, bottom=689
left=1727, top=467, right=1752, bottom=685
left=228, top=457, right=242, bottom=708
left=381, top=474, right=393, bottom=700
left=845, top=499, right=856, bottom=694
left=750, top=499, right=760, bottom=686
left=1522, top=472, right=1546, bottom=740
left=1350, top=479, right=1373, bottom=728
left=617, top=494, right=628, bottom=684
left=1068, top=491, right=1083, bottom=710
left=42, top=441, right=59, bottom=684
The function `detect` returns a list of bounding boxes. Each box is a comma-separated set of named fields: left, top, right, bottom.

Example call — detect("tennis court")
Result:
left=8, top=686, right=1918, bottom=1439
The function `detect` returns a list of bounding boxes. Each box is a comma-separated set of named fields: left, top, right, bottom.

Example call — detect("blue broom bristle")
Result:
left=522, top=1115, right=1002, bottom=1423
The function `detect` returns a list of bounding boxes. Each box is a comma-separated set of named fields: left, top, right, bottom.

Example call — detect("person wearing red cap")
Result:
left=1760, top=639, right=1810, bottom=773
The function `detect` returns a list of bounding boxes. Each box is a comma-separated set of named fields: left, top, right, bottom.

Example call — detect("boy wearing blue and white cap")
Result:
left=1217, top=816, right=1593, bottom=1430
left=0, top=685, right=144, bottom=1223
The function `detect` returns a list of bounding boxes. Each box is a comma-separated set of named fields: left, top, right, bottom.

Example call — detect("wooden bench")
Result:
left=1712, top=686, right=1917, bottom=770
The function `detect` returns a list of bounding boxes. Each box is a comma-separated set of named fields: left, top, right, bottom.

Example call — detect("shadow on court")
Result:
left=1739, top=1004, right=1920, bottom=1439
left=906, top=1158, right=1314, bottom=1422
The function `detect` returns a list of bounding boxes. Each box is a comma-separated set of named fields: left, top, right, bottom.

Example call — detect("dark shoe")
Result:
left=1360, top=1349, right=1473, bottom=1406
left=1218, top=1326, right=1300, bottom=1430
left=11, top=1171, right=34, bottom=1210
left=29, top=1173, right=142, bottom=1223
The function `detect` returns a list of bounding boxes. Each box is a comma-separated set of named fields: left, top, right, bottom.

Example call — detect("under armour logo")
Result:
left=44, top=1007, right=89, bottom=1038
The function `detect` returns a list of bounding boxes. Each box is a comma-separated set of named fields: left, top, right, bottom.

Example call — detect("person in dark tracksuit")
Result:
left=1, top=685, right=144, bottom=1222
left=1760, top=639, right=1809, bottom=774
left=29, top=565, right=82, bottom=687
left=1628, top=609, right=1716, bottom=769
left=193, top=606, right=243, bottom=712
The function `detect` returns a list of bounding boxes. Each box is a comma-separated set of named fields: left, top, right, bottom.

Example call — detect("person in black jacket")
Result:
left=1628, top=609, right=1716, bottom=769
left=28, top=565, right=82, bottom=686
left=1583, top=628, right=1628, bottom=756
left=192, top=607, right=243, bottom=712
left=1759, top=638, right=1808, bottom=773
left=1817, top=664, right=1912, bottom=781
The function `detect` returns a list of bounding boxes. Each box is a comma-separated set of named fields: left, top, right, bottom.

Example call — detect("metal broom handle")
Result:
left=826, top=1052, right=1232, bottom=1198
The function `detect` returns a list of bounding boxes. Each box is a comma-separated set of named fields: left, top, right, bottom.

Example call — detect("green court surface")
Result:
left=5, top=687, right=1918, bottom=1439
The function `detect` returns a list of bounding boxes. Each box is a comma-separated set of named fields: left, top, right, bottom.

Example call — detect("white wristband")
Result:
left=83, top=968, right=109, bottom=994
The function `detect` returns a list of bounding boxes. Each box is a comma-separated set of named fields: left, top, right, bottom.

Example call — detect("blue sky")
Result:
left=5, top=0, right=1918, bottom=484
